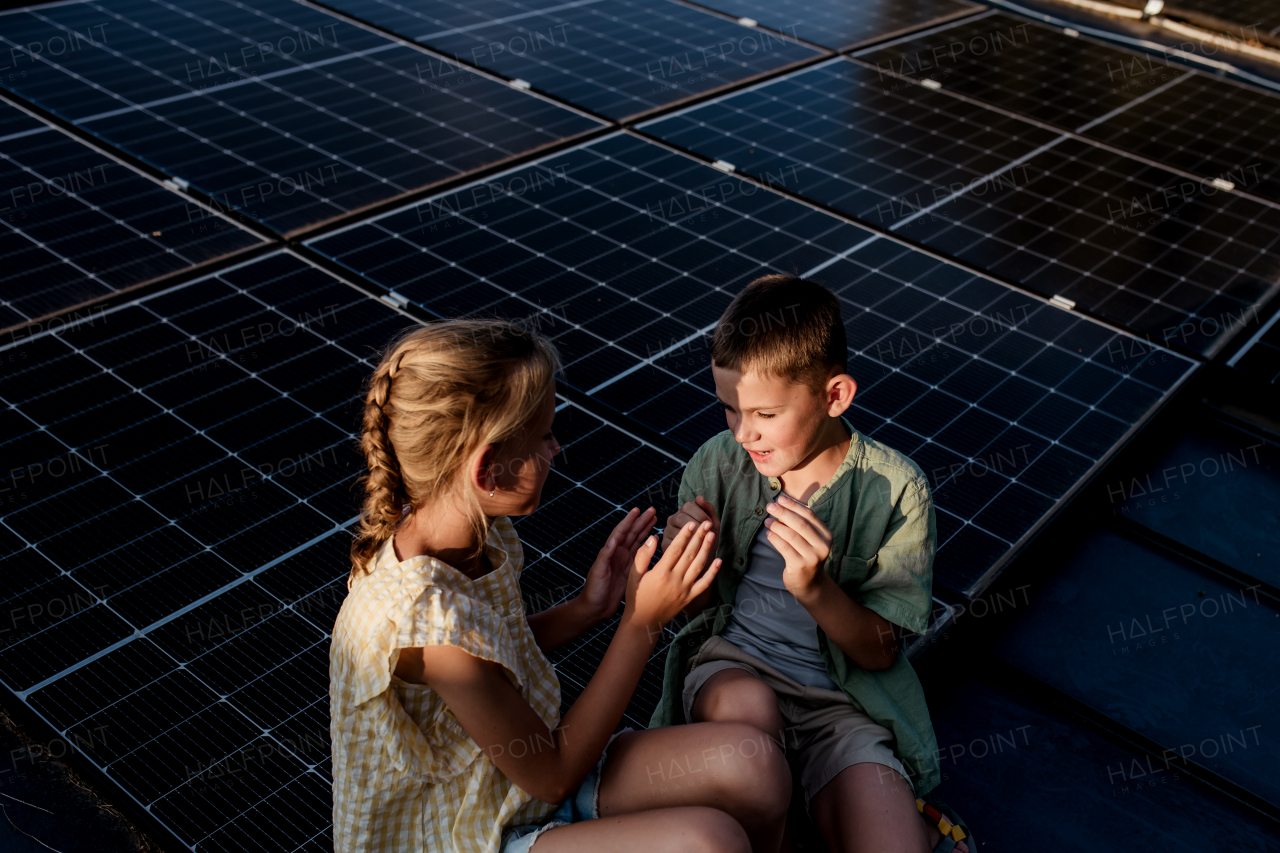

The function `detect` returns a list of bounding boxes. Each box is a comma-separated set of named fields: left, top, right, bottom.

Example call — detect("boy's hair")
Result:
left=350, top=319, right=562, bottom=580
left=710, top=273, right=847, bottom=393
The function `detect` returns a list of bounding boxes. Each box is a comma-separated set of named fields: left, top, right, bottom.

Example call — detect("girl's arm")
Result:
left=396, top=521, right=720, bottom=804
left=526, top=508, right=658, bottom=654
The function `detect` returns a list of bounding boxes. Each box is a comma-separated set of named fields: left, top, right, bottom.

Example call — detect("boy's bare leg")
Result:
left=811, top=764, right=970, bottom=853
left=689, top=670, right=798, bottom=852
left=593, top=721, right=791, bottom=853
left=690, top=668, right=787, bottom=747
left=534, top=806, right=750, bottom=853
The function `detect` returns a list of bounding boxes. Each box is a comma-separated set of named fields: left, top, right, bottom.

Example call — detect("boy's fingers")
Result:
left=767, top=497, right=830, bottom=550
left=765, top=529, right=804, bottom=565
left=764, top=519, right=815, bottom=562
left=695, top=495, right=720, bottom=528
left=690, top=559, right=721, bottom=598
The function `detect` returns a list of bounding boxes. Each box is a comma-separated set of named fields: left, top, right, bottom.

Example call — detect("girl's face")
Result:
left=486, top=384, right=560, bottom=517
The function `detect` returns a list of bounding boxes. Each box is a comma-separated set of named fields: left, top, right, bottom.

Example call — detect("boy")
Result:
left=650, top=275, right=969, bottom=853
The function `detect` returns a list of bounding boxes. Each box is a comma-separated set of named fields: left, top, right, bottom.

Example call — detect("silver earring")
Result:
left=489, top=489, right=495, bottom=497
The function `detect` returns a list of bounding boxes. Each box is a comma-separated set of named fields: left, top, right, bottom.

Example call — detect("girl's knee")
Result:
left=702, top=722, right=792, bottom=818
left=678, top=808, right=751, bottom=853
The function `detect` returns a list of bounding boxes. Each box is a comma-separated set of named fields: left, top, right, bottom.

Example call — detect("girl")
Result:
left=330, top=319, right=792, bottom=853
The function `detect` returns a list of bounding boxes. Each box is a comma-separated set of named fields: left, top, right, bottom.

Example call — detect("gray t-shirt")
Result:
left=720, top=496, right=840, bottom=691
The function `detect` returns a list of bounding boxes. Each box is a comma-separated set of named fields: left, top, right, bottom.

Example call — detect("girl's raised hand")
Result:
left=623, top=521, right=721, bottom=637
left=579, top=507, right=658, bottom=622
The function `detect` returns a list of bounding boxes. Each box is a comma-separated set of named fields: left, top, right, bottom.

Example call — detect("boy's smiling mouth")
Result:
left=746, top=448, right=773, bottom=461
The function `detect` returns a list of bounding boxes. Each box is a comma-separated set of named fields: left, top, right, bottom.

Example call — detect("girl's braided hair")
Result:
left=350, top=319, right=561, bottom=581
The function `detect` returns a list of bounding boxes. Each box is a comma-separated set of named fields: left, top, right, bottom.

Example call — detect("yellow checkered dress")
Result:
left=330, top=516, right=562, bottom=852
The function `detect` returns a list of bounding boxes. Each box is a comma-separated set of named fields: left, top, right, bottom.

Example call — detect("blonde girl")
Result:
left=330, top=319, right=792, bottom=853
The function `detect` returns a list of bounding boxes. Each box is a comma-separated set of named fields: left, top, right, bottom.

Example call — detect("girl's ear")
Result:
left=472, top=443, right=499, bottom=493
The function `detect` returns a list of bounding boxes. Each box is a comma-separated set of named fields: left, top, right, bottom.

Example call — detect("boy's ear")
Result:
left=824, top=372, right=857, bottom=417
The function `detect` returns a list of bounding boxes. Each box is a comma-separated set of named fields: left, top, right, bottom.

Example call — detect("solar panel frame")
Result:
left=0, top=0, right=605, bottom=237
left=676, top=0, right=985, bottom=52
left=306, top=131, right=1201, bottom=599
left=0, top=96, right=267, bottom=330
left=313, top=0, right=826, bottom=122
left=638, top=57, right=1280, bottom=358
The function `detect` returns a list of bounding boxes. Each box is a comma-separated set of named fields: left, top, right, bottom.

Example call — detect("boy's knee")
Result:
left=695, top=670, right=784, bottom=735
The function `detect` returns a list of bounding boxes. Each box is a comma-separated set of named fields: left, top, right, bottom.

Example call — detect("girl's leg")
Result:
left=810, top=764, right=970, bottom=853
left=595, top=721, right=791, bottom=853
left=534, top=806, right=750, bottom=853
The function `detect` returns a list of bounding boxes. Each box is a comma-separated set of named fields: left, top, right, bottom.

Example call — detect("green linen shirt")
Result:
left=647, top=416, right=942, bottom=795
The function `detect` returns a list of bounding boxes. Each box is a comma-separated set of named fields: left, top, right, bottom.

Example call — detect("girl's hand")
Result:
left=579, top=507, right=658, bottom=622
left=623, top=521, right=721, bottom=638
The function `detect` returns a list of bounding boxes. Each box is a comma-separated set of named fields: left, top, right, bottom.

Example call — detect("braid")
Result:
left=350, top=358, right=407, bottom=579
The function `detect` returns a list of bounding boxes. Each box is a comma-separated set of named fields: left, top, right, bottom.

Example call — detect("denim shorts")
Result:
left=498, top=727, right=633, bottom=853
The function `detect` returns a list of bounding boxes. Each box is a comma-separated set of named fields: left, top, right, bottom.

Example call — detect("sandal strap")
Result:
left=916, top=799, right=968, bottom=843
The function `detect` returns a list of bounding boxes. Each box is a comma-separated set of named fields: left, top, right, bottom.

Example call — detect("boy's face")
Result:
left=711, top=364, right=855, bottom=476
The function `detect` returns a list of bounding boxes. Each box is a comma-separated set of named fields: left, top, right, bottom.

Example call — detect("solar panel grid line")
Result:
left=639, top=58, right=1280, bottom=357
left=850, top=15, right=1280, bottom=213
left=311, top=0, right=825, bottom=123
left=843, top=5, right=1001, bottom=56
left=12, top=6, right=506, bottom=228
left=304, top=131, right=820, bottom=372
left=0, top=0, right=605, bottom=236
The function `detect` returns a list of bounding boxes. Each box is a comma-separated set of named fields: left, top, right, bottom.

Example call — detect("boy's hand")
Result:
left=764, top=494, right=833, bottom=601
left=662, top=495, right=720, bottom=552
left=580, top=507, right=658, bottom=622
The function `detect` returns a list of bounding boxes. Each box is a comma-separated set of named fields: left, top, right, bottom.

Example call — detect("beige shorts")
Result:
left=682, top=635, right=911, bottom=812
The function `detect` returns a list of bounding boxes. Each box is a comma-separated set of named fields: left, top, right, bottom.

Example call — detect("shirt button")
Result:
left=754, top=506, right=763, bottom=515
left=768, top=478, right=779, bottom=490
left=735, top=557, right=744, bottom=565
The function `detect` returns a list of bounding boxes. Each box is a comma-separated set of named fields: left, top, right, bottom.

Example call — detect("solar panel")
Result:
left=1165, top=0, right=1280, bottom=36
left=640, top=59, right=1280, bottom=357
left=681, top=0, right=983, bottom=52
left=0, top=100, right=264, bottom=329
left=856, top=13, right=1280, bottom=205
left=317, top=0, right=822, bottom=120
left=0, top=0, right=602, bottom=236
left=308, top=132, right=1199, bottom=597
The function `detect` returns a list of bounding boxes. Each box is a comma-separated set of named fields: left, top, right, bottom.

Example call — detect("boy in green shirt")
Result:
left=652, top=275, right=970, bottom=852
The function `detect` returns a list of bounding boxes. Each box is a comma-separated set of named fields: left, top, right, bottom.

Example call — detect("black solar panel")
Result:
left=308, top=132, right=1198, bottom=597
left=0, top=250, right=806, bottom=848
left=318, top=0, right=821, bottom=120
left=1166, top=0, right=1280, bottom=35
left=0, top=0, right=601, bottom=235
left=1227, top=304, right=1280, bottom=383
left=856, top=13, right=1280, bottom=205
left=0, top=101, right=263, bottom=328
left=683, top=0, right=982, bottom=51
left=641, top=59, right=1280, bottom=356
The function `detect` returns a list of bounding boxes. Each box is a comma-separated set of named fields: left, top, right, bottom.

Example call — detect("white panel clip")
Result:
left=1063, top=28, right=1080, bottom=37
left=1143, top=0, right=1164, bottom=16
left=738, top=17, right=758, bottom=27
left=711, top=160, right=735, bottom=173
left=920, top=79, right=942, bottom=90
left=382, top=291, right=409, bottom=308
left=511, top=79, right=532, bottom=90
left=1050, top=295, right=1076, bottom=310
left=1211, top=177, right=1235, bottom=191
left=167, top=177, right=190, bottom=191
